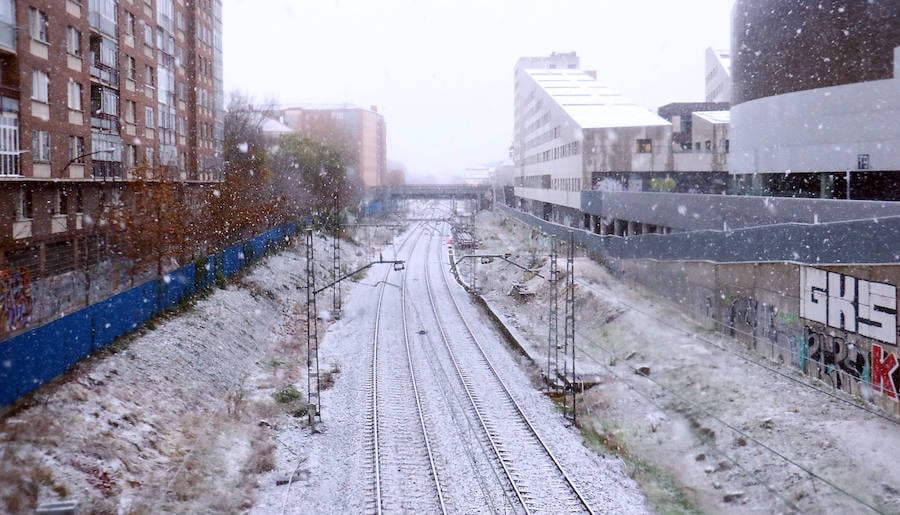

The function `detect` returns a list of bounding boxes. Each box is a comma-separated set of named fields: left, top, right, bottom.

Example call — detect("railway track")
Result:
left=365, top=224, right=446, bottom=514
left=420, top=222, right=595, bottom=514
left=361, top=218, right=594, bottom=513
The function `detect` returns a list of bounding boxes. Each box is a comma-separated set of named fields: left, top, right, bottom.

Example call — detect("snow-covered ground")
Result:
left=471, top=209, right=900, bottom=514
left=2, top=204, right=899, bottom=514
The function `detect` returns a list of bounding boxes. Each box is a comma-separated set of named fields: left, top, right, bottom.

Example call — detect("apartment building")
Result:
left=280, top=104, right=387, bottom=188
left=0, top=0, right=223, bottom=335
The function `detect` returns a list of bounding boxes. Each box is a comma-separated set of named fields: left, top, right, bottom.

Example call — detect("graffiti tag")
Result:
left=0, top=269, right=32, bottom=333
left=800, top=267, right=898, bottom=345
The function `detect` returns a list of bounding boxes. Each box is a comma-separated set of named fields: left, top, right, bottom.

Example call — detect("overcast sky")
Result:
left=223, top=0, right=734, bottom=180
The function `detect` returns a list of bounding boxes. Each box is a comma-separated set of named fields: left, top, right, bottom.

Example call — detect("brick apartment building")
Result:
left=0, top=0, right=223, bottom=334
left=280, top=104, right=387, bottom=188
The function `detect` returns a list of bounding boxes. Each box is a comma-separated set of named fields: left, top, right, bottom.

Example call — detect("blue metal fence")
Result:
left=0, top=222, right=300, bottom=408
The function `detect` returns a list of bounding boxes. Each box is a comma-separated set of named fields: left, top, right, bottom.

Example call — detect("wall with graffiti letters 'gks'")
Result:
left=620, top=259, right=900, bottom=416
left=801, top=267, right=899, bottom=404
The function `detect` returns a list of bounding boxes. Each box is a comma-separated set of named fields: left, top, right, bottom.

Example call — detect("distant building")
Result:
left=704, top=47, right=731, bottom=103
left=730, top=0, right=900, bottom=199
left=512, top=52, right=672, bottom=225
left=462, top=165, right=491, bottom=186
left=260, top=118, right=294, bottom=148
left=279, top=104, right=387, bottom=188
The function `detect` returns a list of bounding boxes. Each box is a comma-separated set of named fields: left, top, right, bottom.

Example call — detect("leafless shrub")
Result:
left=243, top=428, right=276, bottom=475
left=320, top=363, right=342, bottom=390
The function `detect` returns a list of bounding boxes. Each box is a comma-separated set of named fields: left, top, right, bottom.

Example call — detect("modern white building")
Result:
left=512, top=53, right=671, bottom=225
left=704, top=47, right=731, bottom=103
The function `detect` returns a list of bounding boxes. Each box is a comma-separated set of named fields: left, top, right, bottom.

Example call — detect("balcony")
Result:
left=90, top=115, right=117, bottom=132
left=89, top=60, right=119, bottom=87
left=88, top=11, right=116, bottom=39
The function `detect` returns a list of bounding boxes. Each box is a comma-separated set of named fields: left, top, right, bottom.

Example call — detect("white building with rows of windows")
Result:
left=512, top=52, right=672, bottom=226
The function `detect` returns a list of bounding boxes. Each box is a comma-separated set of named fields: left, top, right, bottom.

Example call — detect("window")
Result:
left=90, top=35, right=118, bottom=69
left=91, top=86, right=119, bottom=117
left=32, top=70, right=49, bottom=102
left=69, top=136, right=85, bottom=162
left=32, top=131, right=50, bottom=162
left=145, top=64, right=155, bottom=87
left=724, top=139, right=730, bottom=153
left=0, top=114, right=20, bottom=176
left=124, top=100, right=136, bottom=123
left=17, top=189, right=33, bottom=220
left=124, top=144, right=136, bottom=167
left=29, top=8, right=48, bottom=43
left=145, top=147, right=154, bottom=167
left=56, top=190, right=68, bottom=216
left=144, top=24, right=154, bottom=48
left=125, top=12, right=135, bottom=37
left=705, top=140, right=712, bottom=151
left=125, top=55, right=136, bottom=80
left=67, top=80, right=83, bottom=111
left=75, top=189, right=83, bottom=214
left=636, top=138, right=652, bottom=153
left=67, top=27, right=81, bottom=56
left=145, top=106, right=155, bottom=128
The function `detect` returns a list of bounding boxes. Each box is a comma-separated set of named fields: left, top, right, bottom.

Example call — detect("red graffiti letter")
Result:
left=872, top=344, right=899, bottom=399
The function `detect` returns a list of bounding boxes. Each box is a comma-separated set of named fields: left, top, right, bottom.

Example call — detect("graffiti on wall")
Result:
left=872, top=343, right=899, bottom=399
left=800, top=267, right=898, bottom=345
left=800, top=267, right=899, bottom=403
left=727, top=296, right=804, bottom=367
left=804, top=326, right=900, bottom=401
left=0, top=269, right=32, bottom=333
left=805, top=326, right=870, bottom=395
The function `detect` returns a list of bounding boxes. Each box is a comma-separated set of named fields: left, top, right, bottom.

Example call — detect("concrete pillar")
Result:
left=614, top=219, right=624, bottom=237
left=599, top=216, right=608, bottom=235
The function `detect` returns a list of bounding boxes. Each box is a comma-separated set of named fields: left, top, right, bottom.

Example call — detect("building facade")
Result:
left=280, top=104, right=387, bottom=188
left=729, top=0, right=900, bottom=199
left=704, top=47, right=731, bottom=103
left=0, top=0, right=223, bottom=334
left=512, top=52, right=673, bottom=226
left=656, top=102, right=730, bottom=192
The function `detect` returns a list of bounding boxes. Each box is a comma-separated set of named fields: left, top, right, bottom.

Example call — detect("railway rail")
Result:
left=423, top=222, right=595, bottom=514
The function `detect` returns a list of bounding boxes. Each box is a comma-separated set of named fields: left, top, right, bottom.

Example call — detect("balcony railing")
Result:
left=88, top=11, right=117, bottom=38
left=89, top=60, right=119, bottom=86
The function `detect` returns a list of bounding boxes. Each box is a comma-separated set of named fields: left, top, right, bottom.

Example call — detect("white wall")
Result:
left=730, top=75, right=900, bottom=174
